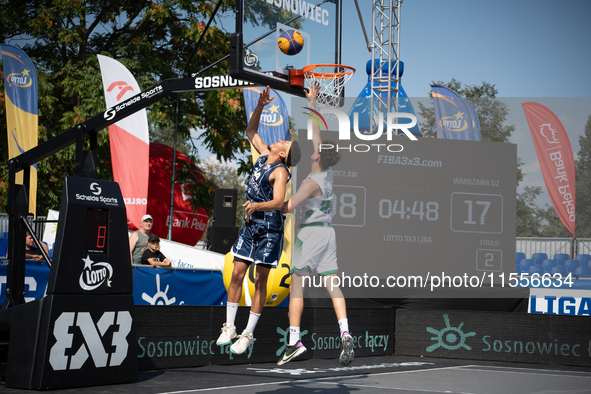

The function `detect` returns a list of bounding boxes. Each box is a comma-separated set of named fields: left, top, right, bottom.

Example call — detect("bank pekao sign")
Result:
left=396, top=309, right=591, bottom=367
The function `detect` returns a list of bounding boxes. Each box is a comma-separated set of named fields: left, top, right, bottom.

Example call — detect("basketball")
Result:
left=278, top=30, right=304, bottom=56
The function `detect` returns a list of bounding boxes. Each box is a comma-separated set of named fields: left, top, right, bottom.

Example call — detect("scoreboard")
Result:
left=294, top=132, right=517, bottom=298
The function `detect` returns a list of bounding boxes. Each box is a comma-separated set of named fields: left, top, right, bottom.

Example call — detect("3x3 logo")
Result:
left=49, top=311, right=132, bottom=371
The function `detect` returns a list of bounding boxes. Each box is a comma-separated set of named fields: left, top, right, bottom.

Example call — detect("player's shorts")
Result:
left=290, top=223, right=337, bottom=276
left=231, top=219, right=283, bottom=268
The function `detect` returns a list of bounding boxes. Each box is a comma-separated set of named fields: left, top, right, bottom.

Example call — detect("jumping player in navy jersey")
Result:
left=216, top=86, right=301, bottom=355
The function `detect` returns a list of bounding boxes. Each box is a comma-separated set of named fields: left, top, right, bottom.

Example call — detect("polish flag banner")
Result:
left=98, top=55, right=149, bottom=230
left=522, top=102, right=575, bottom=235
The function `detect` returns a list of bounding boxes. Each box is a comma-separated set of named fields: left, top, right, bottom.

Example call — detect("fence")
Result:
left=516, top=237, right=591, bottom=259
left=0, top=213, right=46, bottom=240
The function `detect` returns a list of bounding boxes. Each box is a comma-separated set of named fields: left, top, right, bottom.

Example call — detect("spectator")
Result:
left=129, top=214, right=153, bottom=265
left=25, top=231, right=49, bottom=261
left=141, top=234, right=172, bottom=267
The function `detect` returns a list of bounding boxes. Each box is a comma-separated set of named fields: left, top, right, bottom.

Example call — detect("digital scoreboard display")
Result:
left=294, top=132, right=517, bottom=298
left=86, top=208, right=109, bottom=254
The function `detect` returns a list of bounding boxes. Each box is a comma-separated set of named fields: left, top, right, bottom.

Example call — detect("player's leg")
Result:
left=319, top=227, right=354, bottom=366
left=231, top=264, right=270, bottom=354
left=278, top=272, right=307, bottom=365
left=323, top=274, right=354, bottom=366
left=217, top=258, right=249, bottom=345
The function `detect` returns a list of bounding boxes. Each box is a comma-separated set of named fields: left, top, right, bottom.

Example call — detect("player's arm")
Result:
left=243, top=166, right=289, bottom=217
left=282, top=178, right=321, bottom=213
left=306, top=82, right=323, bottom=173
left=245, top=86, right=274, bottom=156
left=129, top=231, right=138, bottom=264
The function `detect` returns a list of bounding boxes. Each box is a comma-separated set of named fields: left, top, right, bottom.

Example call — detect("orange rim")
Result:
left=302, top=64, right=356, bottom=80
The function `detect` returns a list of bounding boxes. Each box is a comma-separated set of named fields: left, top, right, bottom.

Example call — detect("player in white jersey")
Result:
left=278, top=83, right=354, bottom=367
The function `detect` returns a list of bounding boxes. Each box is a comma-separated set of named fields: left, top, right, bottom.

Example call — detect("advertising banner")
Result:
left=522, top=102, right=576, bottom=235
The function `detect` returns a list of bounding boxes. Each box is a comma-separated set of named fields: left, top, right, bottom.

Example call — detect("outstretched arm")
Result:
left=306, top=82, right=323, bottom=174
left=246, top=86, right=274, bottom=156
left=282, top=178, right=321, bottom=213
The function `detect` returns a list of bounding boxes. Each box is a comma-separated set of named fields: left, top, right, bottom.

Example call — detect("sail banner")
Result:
left=431, top=85, right=481, bottom=141
left=98, top=55, right=149, bottom=230
left=522, top=102, right=575, bottom=235
left=2, top=44, right=39, bottom=214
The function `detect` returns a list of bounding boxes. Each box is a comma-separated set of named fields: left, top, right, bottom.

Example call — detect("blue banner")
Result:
left=1, top=44, right=39, bottom=213
left=0, top=260, right=227, bottom=306
left=0, top=260, right=49, bottom=305
left=132, top=267, right=227, bottom=306
left=242, top=87, right=290, bottom=144
left=431, top=85, right=481, bottom=141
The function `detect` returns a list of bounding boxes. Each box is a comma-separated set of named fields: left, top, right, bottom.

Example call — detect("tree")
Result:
left=575, top=115, right=591, bottom=238
left=516, top=186, right=544, bottom=237
left=149, top=122, right=194, bottom=157
left=0, top=0, right=248, bottom=215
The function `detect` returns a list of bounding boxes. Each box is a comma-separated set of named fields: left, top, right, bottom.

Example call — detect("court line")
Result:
left=456, top=365, right=591, bottom=379
left=156, top=364, right=470, bottom=394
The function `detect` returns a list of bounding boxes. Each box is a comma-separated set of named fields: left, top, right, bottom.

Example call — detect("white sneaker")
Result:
left=230, top=330, right=256, bottom=355
left=216, top=323, right=236, bottom=345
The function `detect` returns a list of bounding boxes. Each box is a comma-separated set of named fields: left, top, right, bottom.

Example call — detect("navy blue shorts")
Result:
left=231, top=219, right=283, bottom=268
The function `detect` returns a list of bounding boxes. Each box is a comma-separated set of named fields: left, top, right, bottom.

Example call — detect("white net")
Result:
left=303, top=64, right=355, bottom=118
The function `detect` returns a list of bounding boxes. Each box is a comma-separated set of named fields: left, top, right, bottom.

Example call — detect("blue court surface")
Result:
left=4, top=355, right=589, bottom=393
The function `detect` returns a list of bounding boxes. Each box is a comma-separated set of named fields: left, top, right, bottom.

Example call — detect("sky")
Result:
left=343, top=0, right=591, bottom=209
left=239, top=0, right=591, bottom=209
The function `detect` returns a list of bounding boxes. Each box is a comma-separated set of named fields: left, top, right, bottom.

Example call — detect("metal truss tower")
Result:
left=370, top=0, right=402, bottom=134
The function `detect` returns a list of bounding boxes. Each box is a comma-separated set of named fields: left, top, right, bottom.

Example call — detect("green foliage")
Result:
left=575, top=115, right=591, bottom=238
left=516, top=186, right=544, bottom=237
left=0, top=0, right=249, bottom=216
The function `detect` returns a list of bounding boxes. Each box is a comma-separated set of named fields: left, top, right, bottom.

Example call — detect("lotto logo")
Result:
left=49, top=311, right=132, bottom=371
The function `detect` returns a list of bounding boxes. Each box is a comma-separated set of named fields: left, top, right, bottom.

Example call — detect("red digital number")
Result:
left=97, top=226, right=107, bottom=248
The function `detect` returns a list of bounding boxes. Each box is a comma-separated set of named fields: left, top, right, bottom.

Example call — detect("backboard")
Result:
left=231, top=0, right=343, bottom=97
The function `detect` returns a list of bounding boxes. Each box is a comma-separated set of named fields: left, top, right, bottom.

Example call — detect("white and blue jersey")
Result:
left=231, top=155, right=290, bottom=267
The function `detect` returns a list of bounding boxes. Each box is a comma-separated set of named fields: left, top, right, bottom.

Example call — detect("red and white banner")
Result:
left=98, top=55, right=149, bottom=230
left=522, top=102, right=575, bottom=235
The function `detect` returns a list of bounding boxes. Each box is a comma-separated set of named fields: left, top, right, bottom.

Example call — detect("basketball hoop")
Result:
left=290, top=64, right=355, bottom=117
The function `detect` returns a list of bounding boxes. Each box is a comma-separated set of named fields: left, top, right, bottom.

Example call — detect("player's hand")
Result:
left=243, top=200, right=258, bottom=222
left=305, top=82, right=320, bottom=105
left=258, top=86, right=275, bottom=108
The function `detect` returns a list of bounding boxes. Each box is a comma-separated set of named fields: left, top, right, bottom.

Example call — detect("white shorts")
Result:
left=291, top=224, right=338, bottom=276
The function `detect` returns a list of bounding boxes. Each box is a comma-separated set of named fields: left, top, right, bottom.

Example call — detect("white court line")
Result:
left=156, top=364, right=471, bottom=394
left=457, top=365, right=591, bottom=379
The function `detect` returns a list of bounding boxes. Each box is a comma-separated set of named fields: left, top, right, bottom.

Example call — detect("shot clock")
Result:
left=47, top=177, right=133, bottom=295
left=295, top=130, right=517, bottom=297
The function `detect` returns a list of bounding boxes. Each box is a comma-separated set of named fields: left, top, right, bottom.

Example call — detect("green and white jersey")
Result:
left=299, top=168, right=334, bottom=226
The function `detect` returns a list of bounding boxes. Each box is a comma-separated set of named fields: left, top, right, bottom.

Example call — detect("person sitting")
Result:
left=25, top=231, right=49, bottom=261
left=141, top=234, right=172, bottom=267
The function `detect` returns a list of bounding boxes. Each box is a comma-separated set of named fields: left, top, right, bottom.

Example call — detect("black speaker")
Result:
left=213, top=189, right=238, bottom=227
left=208, top=226, right=239, bottom=254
